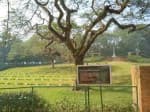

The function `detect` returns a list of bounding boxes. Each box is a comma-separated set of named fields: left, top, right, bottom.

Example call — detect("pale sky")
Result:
left=0, top=0, right=150, bottom=34
left=0, top=7, right=7, bottom=20
left=0, top=2, right=8, bottom=32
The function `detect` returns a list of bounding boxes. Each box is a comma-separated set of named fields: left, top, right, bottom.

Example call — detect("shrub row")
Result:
left=0, top=92, right=136, bottom=112
left=0, top=92, right=50, bottom=112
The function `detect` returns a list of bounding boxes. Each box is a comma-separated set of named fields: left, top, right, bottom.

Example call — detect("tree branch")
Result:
left=36, top=24, right=52, bottom=40
left=54, top=0, right=66, bottom=31
left=34, top=0, right=65, bottom=41
left=105, top=0, right=129, bottom=14
left=132, top=24, right=150, bottom=32
left=79, top=17, right=136, bottom=56
left=34, top=0, right=49, bottom=6
left=91, top=0, right=98, bottom=15
left=95, top=18, right=136, bottom=36
left=45, top=40, right=53, bottom=49
left=80, top=0, right=130, bottom=53
left=59, top=0, right=77, bottom=13
left=34, top=0, right=76, bottom=55
left=57, top=0, right=77, bottom=52
left=59, top=0, right=77, bottom=30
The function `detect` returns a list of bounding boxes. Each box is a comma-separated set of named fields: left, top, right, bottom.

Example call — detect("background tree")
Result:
left=90, top=27, right=150, bottom=58
left=0, top=31, right=16, bottom=63
left=7, top=38, right=24, bottom=64
left=44, top=47, right=61, bottom=68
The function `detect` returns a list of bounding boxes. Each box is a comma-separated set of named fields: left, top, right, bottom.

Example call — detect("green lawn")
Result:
left=0, top=61, right=139, bottom=109
left=0, top=64, right=76, bottom=87
left=2, top=61, right=149, bottom=111
left=0, top=61, right=134, bottom=87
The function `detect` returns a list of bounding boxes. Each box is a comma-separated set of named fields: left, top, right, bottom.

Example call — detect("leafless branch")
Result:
left=36, top=24, right=50, bottom=40
left=35, top=24, right=54, bottom=50
left=34, top=0, right=65, bottom=41
left=95, top=18, right=136, bottom=36
left=45, top=40, right=53, bottom=49
left=34, top=0, right=49, bottom=6
left=105, top=0, right=129, bottom=14
left=54, top=0, right=66, bottom=31
left=79, top=17, right=136, bottom=55
left=29, top=6, right=39, bottom=22
left=91, top=0, right=98, bottom=15
left=59, top=0, right=77, bottom=30
left=133, top=24, right=150, bottom=32
left=80, top=0, right=130, bottom=53
left=36, top=10, right=48, bottom=23
left=59, top=0, right=77, bottom=13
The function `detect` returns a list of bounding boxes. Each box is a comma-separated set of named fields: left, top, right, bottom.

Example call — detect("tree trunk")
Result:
left=73, top=55, right=84, bottom=90
left=52, top=60, right=55, bottom=69
left=74, top=55, right=84, bottom=65
left=50, top=59, right=55, bottom=69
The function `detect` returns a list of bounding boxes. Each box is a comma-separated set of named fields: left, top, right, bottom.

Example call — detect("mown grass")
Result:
left=0, top=61, right=143, bottom=108
left=0, top=61, right=134, bottom=87
left=0, top=64, right=76, bottom=87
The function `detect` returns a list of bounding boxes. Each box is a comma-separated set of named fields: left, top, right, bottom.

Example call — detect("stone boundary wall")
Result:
left=131, top=66, right=150, bottom=112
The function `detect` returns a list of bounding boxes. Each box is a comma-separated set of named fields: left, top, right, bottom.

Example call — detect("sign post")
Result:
left=77, top=65, right=111, bottom=85
left=77, top=65, right=111, bottom=112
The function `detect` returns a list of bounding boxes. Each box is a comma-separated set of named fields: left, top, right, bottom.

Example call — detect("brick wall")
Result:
left=131, top=66, right=150, bottom=112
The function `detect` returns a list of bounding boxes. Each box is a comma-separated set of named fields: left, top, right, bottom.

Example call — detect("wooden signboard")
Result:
left=77, top=65, right=111, bottom=85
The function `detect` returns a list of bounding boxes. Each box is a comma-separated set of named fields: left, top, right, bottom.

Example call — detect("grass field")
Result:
left=0, top=61, right=135, bottom=87
left=0, top=61, right=137, bottom=107
left=0, top=64, right=75, bottom=87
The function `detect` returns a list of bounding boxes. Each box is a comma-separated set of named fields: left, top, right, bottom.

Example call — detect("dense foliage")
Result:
left=88, top=28, right=150, bottom=58
left=0, top=92, right=50, bottom=112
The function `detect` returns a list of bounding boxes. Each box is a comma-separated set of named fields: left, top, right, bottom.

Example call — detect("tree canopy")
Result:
left=0, top=0, right=150, bottom=65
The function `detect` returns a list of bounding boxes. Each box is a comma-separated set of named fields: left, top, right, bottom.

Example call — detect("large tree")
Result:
left=4, top=0, right=150, bottom=65
left=0, top=31, right=16, bottom=62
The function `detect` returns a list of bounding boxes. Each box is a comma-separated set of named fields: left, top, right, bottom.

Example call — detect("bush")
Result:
left=0, top=92, right=50, bottom=112
left=102, top=104, right=136, bottom=112
left=0, top=92, right=136, bottom=112
left=49, top=98, right=84, bottom=112
left=128, top=55, right=150, bottom=63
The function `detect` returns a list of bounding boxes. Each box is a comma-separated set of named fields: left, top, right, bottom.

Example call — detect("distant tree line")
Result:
left=0, top=27, right=150, bottom=67
left=0, top=31, right=72, bottom=66
left=87, top=27, right=150, bottom=58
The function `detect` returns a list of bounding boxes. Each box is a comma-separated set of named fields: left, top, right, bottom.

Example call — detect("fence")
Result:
left=0, top=85, right=138, bottom=112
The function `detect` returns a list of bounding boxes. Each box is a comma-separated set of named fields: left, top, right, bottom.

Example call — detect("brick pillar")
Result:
left=131, top=66, right=150, bottom=112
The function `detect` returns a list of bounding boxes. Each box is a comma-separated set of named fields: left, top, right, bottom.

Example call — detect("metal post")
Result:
left=87, top=86, right=90, bottom=112
left=135, top=86, right=139, bottom=112
left=85, top=87, right=88, bottom=112
left=31, top=87, right=34, bottom=112
left=99, top=85, right=104, bottom=112
left=84, top=87, right=90, bottom=112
